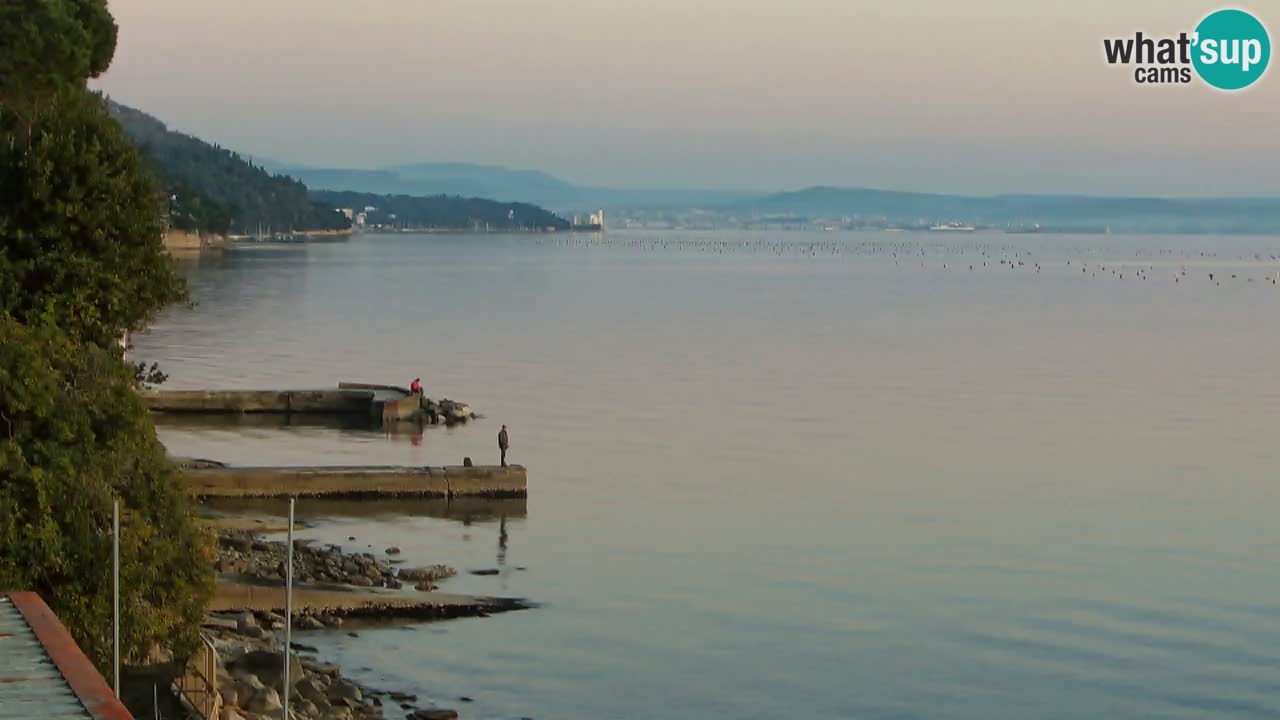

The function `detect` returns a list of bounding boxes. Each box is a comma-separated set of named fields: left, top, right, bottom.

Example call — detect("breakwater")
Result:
left=142, top=383, right=477, bottom=425
left=182, top=464, right=526, bottom=499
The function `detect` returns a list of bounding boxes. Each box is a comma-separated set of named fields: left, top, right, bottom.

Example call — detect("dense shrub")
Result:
left=0, top=318, right=215, bottom=669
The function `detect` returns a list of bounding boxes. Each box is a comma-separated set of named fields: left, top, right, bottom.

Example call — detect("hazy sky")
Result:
left=96, top=0, right=1278, bottom=195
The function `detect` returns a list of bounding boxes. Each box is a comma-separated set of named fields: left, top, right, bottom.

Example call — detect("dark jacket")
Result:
left=498, top=428, right=509, bottom=449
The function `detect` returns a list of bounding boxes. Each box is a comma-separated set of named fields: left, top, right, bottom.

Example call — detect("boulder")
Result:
left=236, top=612, right=258, bottom=633
left=328, top=677, right=363, bottom=705
left=397, top=565, right=455, bottom=582
left=234, top=673, right=264, bottom=701
left=301, top=659, right=341, bottom=677
left=220, top=684, right=239, bottom=709
left=245, top=686, right=282, bottom=714
left=297, top=615, right=325, bottom=631
left=410, top=710, right=459, bottom=720
left=229, top=650, right=303, bottom=692
left=294, top=676, right=331, bottom=710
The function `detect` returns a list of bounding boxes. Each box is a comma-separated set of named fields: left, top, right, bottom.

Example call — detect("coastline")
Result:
left=164, top=228, right=229, bottom=252
left=199, top=520, right=528, bottom=720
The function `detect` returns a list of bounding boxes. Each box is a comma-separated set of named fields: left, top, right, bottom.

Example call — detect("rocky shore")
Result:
left=204, top=528, right=530, bottom=719
left=204, top=610, right=465, bottom=720
left=217, top=529, right=455, bottom=592
left=417, top=397, right=478, bottom=426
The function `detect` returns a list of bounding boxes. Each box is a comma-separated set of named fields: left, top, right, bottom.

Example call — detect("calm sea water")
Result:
left=137, top=231, right=1280, bottom=720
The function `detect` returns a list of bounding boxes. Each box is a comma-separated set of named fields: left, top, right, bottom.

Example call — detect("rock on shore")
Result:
left=206, top=610, right=461, bottom=720
left=217, top=529, right=456, bottom=591
left=420, top=398, right=477, bottom=425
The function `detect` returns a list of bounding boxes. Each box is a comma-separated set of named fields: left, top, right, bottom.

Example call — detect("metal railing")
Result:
left=172, top=633, right=221, bottom=720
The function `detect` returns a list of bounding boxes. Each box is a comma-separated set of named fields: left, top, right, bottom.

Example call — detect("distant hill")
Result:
left=741, top=186, right=1280, bottom=234
left=108, top=101, right=350, bottom=235
left=312, top=190, right=570, bottom=231
left=263, top=160, right=759, bottom=213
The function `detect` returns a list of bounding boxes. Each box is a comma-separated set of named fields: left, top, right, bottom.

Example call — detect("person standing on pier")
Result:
left=498, top=425, right=510, bottom=467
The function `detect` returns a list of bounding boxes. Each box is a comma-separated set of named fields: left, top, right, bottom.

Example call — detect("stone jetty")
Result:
left=142, top=382, right=478, bottom=425
left=182, top=463, right=527, bottom=499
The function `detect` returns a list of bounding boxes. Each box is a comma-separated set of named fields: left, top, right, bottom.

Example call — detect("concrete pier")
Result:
left=182, top=464, right=526, bottom=499
left=142, top=389, right=375, bottom=415
left=209, top=578, right=530, bottom=619
left=143, top=384, right=476, bottom=424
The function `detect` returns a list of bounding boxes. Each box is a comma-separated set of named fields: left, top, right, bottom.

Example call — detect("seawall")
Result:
left=182, top=464, right=527, bottom=499
left=143, top=386, right=476, bottom=424
left=142, top=389, right=375, bottom=415
left=164, top=228, right=228, bottom=252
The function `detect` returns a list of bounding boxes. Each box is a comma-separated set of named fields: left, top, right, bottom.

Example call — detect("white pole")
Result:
left=113, top=499, right=120, bottom=696
left=283, top=497, right=294, bottom=718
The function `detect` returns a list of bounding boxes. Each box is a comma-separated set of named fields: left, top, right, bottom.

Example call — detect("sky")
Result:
left=95, top=0, right=1279, bottom=196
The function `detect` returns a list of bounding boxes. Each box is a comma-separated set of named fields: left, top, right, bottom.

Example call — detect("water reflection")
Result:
left=140, top=232, right=1280, bottom=720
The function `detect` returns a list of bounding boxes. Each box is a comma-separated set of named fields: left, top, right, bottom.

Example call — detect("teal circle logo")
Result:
left=1192, top=9, right=1271, bottom=90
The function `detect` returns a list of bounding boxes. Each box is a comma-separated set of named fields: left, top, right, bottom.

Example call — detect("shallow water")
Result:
left=138, top=231, right=1280, bottom=720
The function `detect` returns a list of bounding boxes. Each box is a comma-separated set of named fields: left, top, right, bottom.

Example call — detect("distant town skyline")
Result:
left=96, top=0, right=1279, bottom=196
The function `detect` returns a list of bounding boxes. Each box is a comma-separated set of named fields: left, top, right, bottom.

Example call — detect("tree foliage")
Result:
left=0, top=318, right=215, bottom=669
left=109, top=102, right=351, bottom=235
left=0, top=0, right=116, bottom=107
left=314, top=189, right=570, bottom=231
left=0, top=88, right=186, bottom=348
left=0, top=0, right=214, bottom=677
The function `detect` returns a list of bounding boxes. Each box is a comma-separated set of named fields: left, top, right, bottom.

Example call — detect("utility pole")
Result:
left=113, top=499, right=120, bottom=696
left=283, top=497, right=295, bottom=718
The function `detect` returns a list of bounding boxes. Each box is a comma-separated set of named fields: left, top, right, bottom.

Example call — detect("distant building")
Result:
left=571, top=210, right=606, bottom=230
left=338, top=208, right=354, bottom=220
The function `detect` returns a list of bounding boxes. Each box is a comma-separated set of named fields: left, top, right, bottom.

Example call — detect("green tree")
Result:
left=0, top=87, right=186, bottom=348
left=0, top=0, right=213, bottom=677
left=0, top=0, right=116, bottom=109
left=0, top=318, right=215, bottom=668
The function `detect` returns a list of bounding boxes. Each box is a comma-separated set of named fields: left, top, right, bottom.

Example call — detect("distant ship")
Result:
left=929, top=223, right=976, bottom=232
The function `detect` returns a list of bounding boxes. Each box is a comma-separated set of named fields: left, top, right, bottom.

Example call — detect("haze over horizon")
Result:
left=97, top=0, right=1279, bottom=197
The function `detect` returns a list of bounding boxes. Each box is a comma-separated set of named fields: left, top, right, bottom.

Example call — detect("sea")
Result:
left=135, top=230, right=1280, bottom=720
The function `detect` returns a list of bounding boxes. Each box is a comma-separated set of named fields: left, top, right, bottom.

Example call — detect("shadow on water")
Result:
left=200, top=496, right=527, bottom=525
left=154, top=412, right=382, bottom=431
left=152, top=412, right=451, bottom=438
